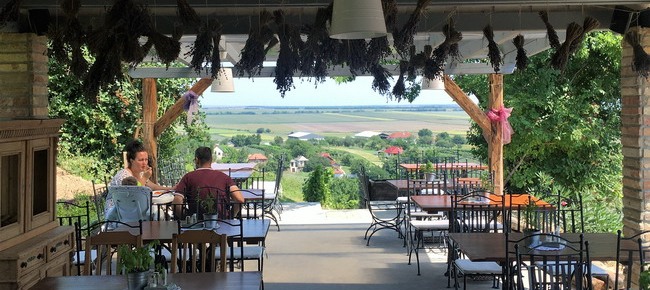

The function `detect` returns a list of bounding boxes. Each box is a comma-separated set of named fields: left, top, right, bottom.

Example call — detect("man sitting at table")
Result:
left=175, top=147, right=245, bottom=218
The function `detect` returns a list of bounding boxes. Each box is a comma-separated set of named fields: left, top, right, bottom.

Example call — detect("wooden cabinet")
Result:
left=0, top=119, right=67, bottom=290
left=0, top=226, right=73, bottom=290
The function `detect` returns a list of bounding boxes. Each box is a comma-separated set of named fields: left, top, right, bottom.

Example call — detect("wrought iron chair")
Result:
left=615, top=229, right=650, bottom=290
left=56, top=200, right=93, bottom=275
left=507, top=232, right=593, bottom=290
left=449, top=191, right=504, bottom=290
left=360, top=166, right=401, bottom=246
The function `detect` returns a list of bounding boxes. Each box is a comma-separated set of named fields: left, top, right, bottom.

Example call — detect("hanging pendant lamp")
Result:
left=329, top=0, right=387, bottom=40
left=422, top=76, right=445, bottom=90
left=211, top=68, right=235, bottom=93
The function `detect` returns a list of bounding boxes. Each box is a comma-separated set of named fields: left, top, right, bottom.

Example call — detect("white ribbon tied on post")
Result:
left=183, top=90, right=199, bottom=125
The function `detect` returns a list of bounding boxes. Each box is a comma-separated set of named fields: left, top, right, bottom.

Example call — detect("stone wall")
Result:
left=0, top=33, right=48, bottom=120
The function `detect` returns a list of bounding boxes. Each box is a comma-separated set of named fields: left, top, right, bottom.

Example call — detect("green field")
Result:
left=204, top=107, right=471, bottom=140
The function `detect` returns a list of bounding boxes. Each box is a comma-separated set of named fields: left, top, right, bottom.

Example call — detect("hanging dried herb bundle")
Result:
left=47, top=24, right=67, bottom=61
left=624, top=31, right=650, bottom=78
left=209, top=22, right=223, bottom=78
left=0, top=0, right=20, bottom=23
left=392, top=61, right=409, bottom=100
left=106, top=0, right=152, bottom=65
left=550, top=22, right=583, bottom=71
left=512, top=34, right=528, bottom=72
left=149, top=30, right=181, bottom=68
left=301, top=7, right=330, bottom=80
left=422, top=45, right=439, bottom=80
left=47, top=0, right=88, bottom=76
left=235, top=10, right=276, bottom=77
left=568, top=16, right=599, bottom=55
left=319, top=4, right=341, bottom=66
left=273, top=10, right=303, bottom=97
left=393, top=0, right=432, bottom=57
left=188, top=20, right=215, bottom=74
left=539, top=11, right=560, bottom=50
left=370, top=63, right=392, bottom=96
left=483, top=24, right=502, bottom=72
left=83, top=44, right=122, bottom=102
left=61, top=0, right=80, bottom=16
left=176, top=0, right=201, bottom=27
left=343, top=39, right=370, bottom=76
left=429, top=20, right=462, bottom=79
left=383, top=0, right=398, bottom=32
left=367, top=36, right=391, bottom=64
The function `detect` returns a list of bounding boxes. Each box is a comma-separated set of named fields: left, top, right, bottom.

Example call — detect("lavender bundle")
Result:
left=392, top=61, right=409, bottom=100
left=370, top=63, right=392, bottom=96
left=625, top=31, right=650, bottom=78
left=208, top=23, right=223, bottom=79
left=176, top=0, right=201, bottom=27
left=393, top=0, right=432, bottom=57
left=550, top=22, right=583, bottom=71
left=149, top=30, right=181, bottom=68
left=187, top=20, right=218, bottom=75
left=512, top=34, right=528, bottom=72
left=429, top=20, right=462, bottom=79
left=273, top=10, right=303, bottom=97
left=235, top=11, right=277, bottom=77
left=483, top=25, right=502, bottom=72
left=539, top=11, right=560, bottom=50
left=344, top=39, right=369, bottom=76
left=568, top=16, right=599, bottom=55
left=301, top=7, right=330, bottom=80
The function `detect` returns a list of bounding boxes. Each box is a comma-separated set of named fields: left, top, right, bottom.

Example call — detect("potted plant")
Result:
left=117, top=240, right=158, bottom=290
left=196, top=191, right=221, bottom=229
left=421, top=161, right=436, bottom=182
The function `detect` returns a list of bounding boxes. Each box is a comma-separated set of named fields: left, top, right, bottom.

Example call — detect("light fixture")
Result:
left=421, top=76, right=445, bottom=90
left=329, top=0, right=387, bottom=40
left=210, top=68, right=235, bottom=93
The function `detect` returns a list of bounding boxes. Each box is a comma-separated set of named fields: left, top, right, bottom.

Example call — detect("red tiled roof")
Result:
left=384, top=146, right=404, bottom=155
left=247, top=153, right=268, bottom=161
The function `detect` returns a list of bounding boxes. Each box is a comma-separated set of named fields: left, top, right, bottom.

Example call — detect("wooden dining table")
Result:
left=29, top=271, right=262, bottom=290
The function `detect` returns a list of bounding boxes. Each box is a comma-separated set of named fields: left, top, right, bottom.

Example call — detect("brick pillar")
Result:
left=0, top=33, right=48, bottom=119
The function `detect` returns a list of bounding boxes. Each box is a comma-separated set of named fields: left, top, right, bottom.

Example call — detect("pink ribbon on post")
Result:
left=183, top=90, right=199, bottom=125
left=486, top=106, right=514, bottom=144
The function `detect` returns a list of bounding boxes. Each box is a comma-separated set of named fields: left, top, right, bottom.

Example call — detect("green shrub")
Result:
left=302, top=166, right=331, bottom=203
left=325, top=177, right=361, bottom=209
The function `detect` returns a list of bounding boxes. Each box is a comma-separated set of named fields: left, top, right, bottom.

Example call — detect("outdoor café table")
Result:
left=119, top=220, right=270, bottom=244
left=211, top=162, right=256, bottom=181
left=410, top=193, right=548, bottom=213
left=29, top=271, right=262, bottom=290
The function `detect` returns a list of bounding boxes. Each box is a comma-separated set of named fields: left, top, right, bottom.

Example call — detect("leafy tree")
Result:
left=456, top=32, right=622, bottom=232
left=220, top=147, right=249, bottom=163
left=272, top=136, right=284, bottom=146
left=418, top=128, right=433, bottom=137
left=452, top=135, right=466, bottom=145
left=436, top=138, right=454, bottom=148
left=302, top=166, right=332, bottom=203
left=303, top=155, right=331, bottom=172
left=264, top=128, right=271, bottom=133
left=418, top=135, right=434, bottom=145
left=437, top=132, right=450, bottom=140
left=285, top=139, right=314, bottom=158
left=256, top=128, right=265, bottom=134
left=230, top=134, right=261, bottom=147
left=326, top=177, right=361, bottom=209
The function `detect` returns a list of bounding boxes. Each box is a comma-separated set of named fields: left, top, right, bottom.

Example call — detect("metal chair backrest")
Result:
left=615, top=229, right=650, bottom=290
left=507, top=233, right=592, bottom=290
left=92, top=178, right=108, bottom=221
left=56, top=200, right=92, bottom=275
left=539, top=193, right=584, bottom=233
left=450, top=190, right=504, bottom=233
left=109, top=186, right=153, bottom=222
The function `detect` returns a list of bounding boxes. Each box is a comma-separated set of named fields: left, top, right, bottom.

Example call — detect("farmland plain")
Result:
left=204, top=106, right=471, bottom=140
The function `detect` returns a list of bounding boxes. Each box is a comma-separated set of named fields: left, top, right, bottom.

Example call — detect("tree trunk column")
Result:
left=488, top=74, right=504, bottom=195
left=142, top=78, right=158, bottom=182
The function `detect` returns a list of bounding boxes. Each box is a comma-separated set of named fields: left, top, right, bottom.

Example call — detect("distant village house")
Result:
left=290, top=156, right=309, bottom=172
left=247, top=153, right=268, bottom=163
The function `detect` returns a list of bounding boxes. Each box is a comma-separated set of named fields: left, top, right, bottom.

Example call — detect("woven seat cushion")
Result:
left=72, top=250, right=97, bottom=265
left=454, top=259, right=502, bottom=274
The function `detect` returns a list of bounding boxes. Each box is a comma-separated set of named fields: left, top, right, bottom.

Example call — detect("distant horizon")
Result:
left=203, top=103, right=463, bottom=109
left=201, top=76, right=477, bottom=107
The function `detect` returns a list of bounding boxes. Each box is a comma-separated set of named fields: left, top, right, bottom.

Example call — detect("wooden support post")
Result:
left=154, top=78, right=213, bottom=137
left=444, top=75, right=490, bottom=132
left=488, top=74, right=504, bottom=195
left=142, top=78, right=159, bottom=182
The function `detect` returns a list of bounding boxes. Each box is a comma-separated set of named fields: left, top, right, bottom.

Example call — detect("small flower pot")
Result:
left=203, top=213, right=220, bottom=229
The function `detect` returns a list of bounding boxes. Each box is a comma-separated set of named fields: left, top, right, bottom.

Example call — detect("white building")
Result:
left=290, top=156, right=309, bottom=172
left=213, top=145, right=224, bottom=160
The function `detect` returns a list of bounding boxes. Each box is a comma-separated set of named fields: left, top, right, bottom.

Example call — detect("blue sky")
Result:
left=201, top=76, right=476, bottom=107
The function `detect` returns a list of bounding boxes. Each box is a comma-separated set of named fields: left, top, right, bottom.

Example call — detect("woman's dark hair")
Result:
left=124, top=140, right=146, bottom=166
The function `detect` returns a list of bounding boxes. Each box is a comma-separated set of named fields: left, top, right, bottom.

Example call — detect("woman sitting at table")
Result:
left=105, top=140, right=183, bottom=219
left=175, top=147, right=244, bottom=218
